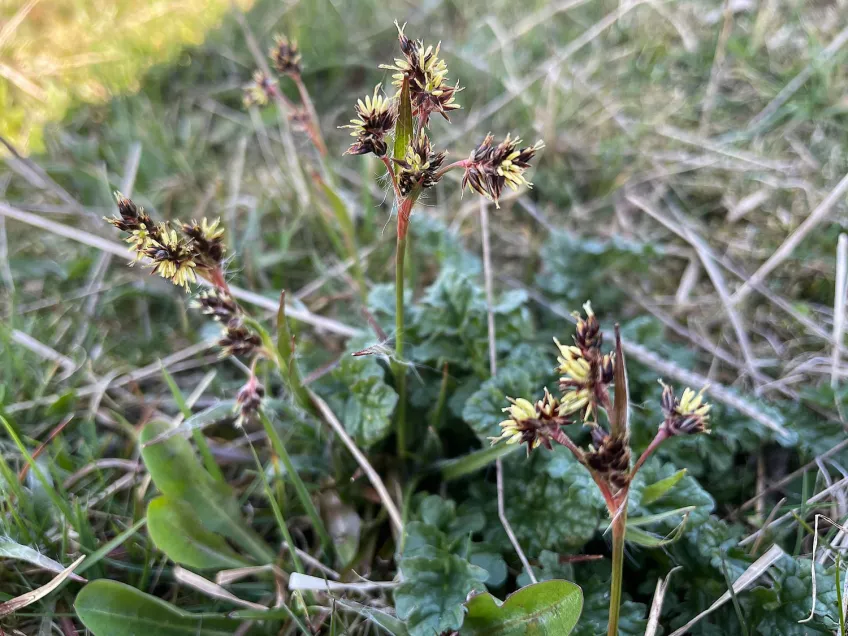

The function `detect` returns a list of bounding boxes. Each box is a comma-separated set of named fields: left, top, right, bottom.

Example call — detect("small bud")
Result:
left=219, top=318, right=262, bottom=358
left=193, top=289, right=238, bottom=323
left=573, top=301, right=602, bottom=352
left=269, top=35, right=302, bottom=76
left=243, top=71, right=276, bottom=107
left=234, top=375, right=265, bottom=428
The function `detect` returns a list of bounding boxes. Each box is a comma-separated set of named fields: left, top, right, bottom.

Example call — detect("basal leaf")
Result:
left=331, top=348, right=398, bottom=448
left=146, top=496, right=249, bottom=570
left=140, top=420, right=274, bottom=563
left=461, top=580, right=583, bottom=635
left=395, top=555, right=488, bottom=636
left=75, top=580, right=239, bottom=636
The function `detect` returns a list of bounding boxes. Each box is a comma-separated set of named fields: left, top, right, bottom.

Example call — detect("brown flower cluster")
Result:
left=193, top=289, right=261, bottom=359
left=394, top=130, right=447, bottom=197
left=380, top=21, right=462, bottom=126
left=462, top=134, right=545, bottom=207
left=105, top=194, right=225, bottom=291
left=491, top=302, right=712, bottom=497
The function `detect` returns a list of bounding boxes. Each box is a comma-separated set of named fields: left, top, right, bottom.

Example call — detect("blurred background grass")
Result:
left=3, top=0, right=848, bottom=632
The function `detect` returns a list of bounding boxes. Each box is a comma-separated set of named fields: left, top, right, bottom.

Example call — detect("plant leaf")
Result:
left=625, top=517, right=689, bottom=548
left=0, top=537, right=85, bottom=582
left=611, top=325, right=629, bottom=438
left=141, top=402, right=235, bottom=445
left=75, top=580, right=240, bottom=635
left=393, top=78, right=412, bottom=161
left=146, top=496, right=250, bottom=569
left=139, top=420, right=274, bottom=563
left=460, top=580, right=583, bottom=635
left=640, top=468, right=687, bottom=506
left=0, top=555, right=85, bottom=617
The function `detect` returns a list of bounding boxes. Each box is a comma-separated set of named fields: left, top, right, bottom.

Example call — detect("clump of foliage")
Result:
left=4, top=3, right=848, bottom=636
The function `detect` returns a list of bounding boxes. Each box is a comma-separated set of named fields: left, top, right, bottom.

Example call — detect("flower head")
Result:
left=394, top=129, right=446, bottom=197
left=573, top=301, right=602, bottom=352
left=380, top=21, right=462, bottom=125
left=585, top=432, right=631, bottom=490
left=660, top=381, right=711, bottom=435
left=269, top=34, right=302, bottom=76
left=341, top=84, right=396, bottom=157
left=143, top=224, right=197, bottom=291
left=489, top=388, right=570, bottom=454
left=219, top=318, right=262, bottom=358
left=105, top=193, right=159, bottom=258
left=244, top=71, right=276, bottom=107
left=193, top=289, right=238, bottom=323
left=462, top=134, right=543, bottom=207
left=234, top=375, right=265, bottom=428
left=182, top=217, right=225, bottom=266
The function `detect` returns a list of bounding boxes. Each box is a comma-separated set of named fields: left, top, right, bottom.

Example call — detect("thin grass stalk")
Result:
left=608, top=504, right=627, bottom=636
left=258, top=410, right=333, bottom=558
left=244, top=435, right=305, bottom=575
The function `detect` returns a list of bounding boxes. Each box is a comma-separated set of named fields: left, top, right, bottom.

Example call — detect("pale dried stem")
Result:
left=479, top=199, right=537, bottom=584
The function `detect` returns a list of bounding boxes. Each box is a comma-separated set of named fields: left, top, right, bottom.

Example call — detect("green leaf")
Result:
left=140, top=420, right=274, bottom=563
left=640, top=468, right=688, bottom=505
left=393, top=78, right=413, bottom=161
left=75, top=580, right=241, bottom=635
left=395, top=555, right=488, bottom=636
left=142, top=402, right=235, bottom=445
left=629, top=458, right=714, bottom=530
left=146, top=496, right=250, bottom=569
left=467, top=451, right=606, bottom=555
left=395, top=495, right=497, bottom=636
left=625, top=520, right=688, bottom=547
left=460, top=580, right=583, bottom=635
left=331, top=347, right=398, bottom=448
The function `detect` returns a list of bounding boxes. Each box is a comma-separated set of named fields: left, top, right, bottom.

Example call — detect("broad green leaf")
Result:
left=460, top=580, right=583, bottom=635
left=640, top=468, right=687, bottom=505
left=140, top=420, right=274, bottom=563
left=393, top=78, right=412, bottom=161
left=395, top=555, right=488, bottom=636
left=331, top=348, right=397, bottom=448
left=75, top=580, right=239, bottom=635
left=146, top=496, right=249, bottom=569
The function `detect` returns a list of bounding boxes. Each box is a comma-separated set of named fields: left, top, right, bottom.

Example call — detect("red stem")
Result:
left=381, top=156, right=402, bottom=202
left=630, top=426, right=670, bottom=478
left=434, top=159, right=470, bottom=180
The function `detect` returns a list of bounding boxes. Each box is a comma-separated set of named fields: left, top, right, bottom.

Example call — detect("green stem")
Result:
left=259, top=410, right=333, bottom=559
left=394, top=233, right=408, bottom=461
left=608, top=502, right=628, bottom=636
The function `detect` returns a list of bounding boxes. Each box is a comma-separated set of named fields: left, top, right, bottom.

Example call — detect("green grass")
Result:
left=3, top=0, right=848, bottom=634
